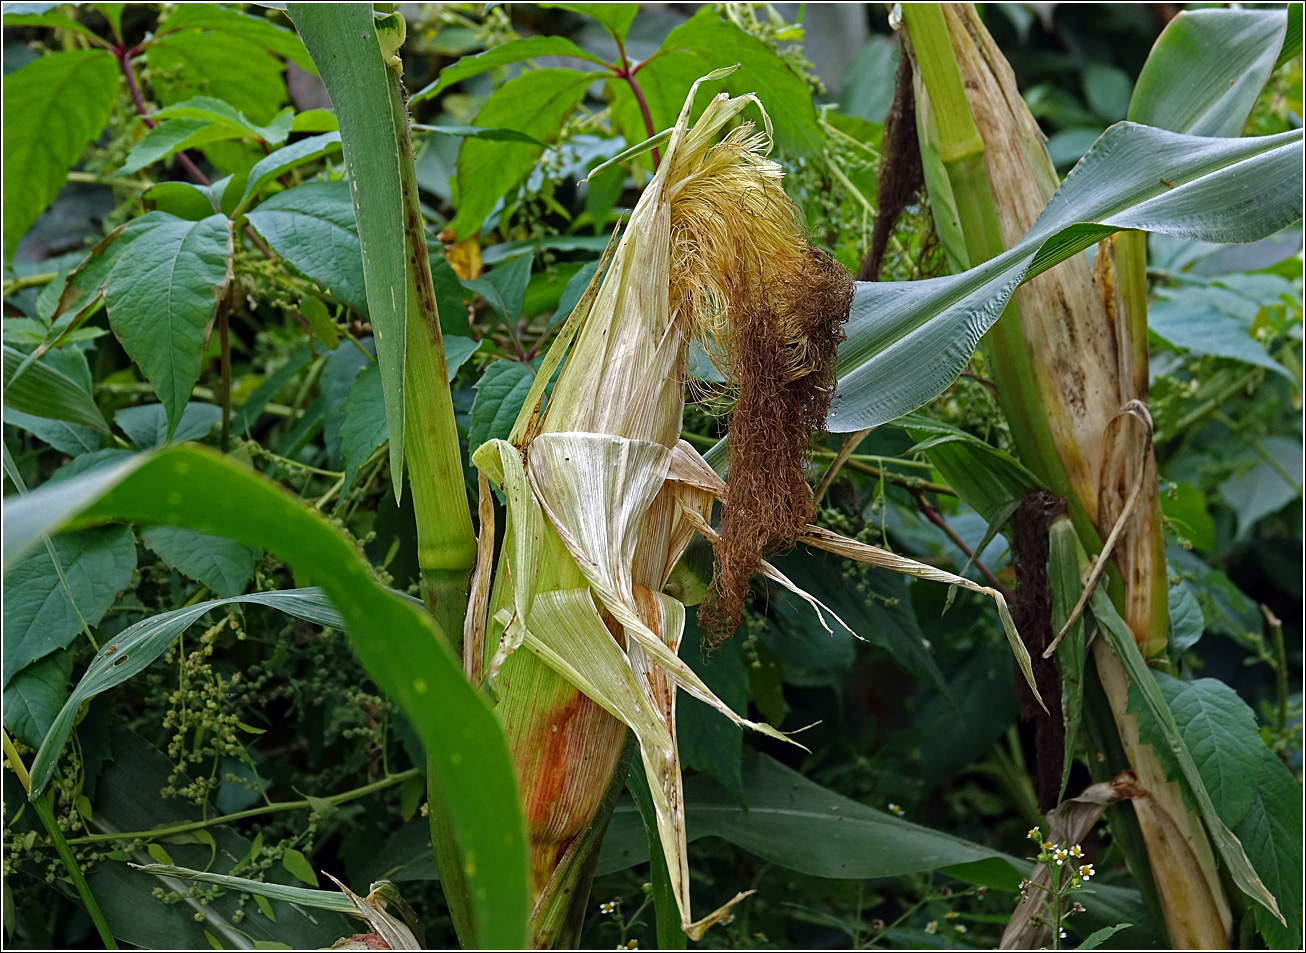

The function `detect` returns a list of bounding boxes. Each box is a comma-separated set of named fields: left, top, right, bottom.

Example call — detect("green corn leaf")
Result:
left=1128, top=8, right=1289, bottom=136
left=27, top=587, right=356, bottom=789
left=1, top=444, right=530, bottom=949
left=829, top=123, right=1303, bottom=432
left=1089, top=583, right=1284, bottom=924
left=291, top=3, right=409, bottom=493
left=1048, top=516, right=1086, bottom=803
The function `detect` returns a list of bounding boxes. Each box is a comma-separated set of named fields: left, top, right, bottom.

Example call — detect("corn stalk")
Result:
left=899, top=4, right=1231, bottom=946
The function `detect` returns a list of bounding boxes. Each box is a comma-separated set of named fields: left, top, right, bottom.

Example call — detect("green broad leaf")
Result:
left=339, top=362, right=387, bottom=493
left=29, top=588, right=351, bottom=794
left=2, top=49, right=118, bottom=260
left=1091, top=585, right=1283, bottom=924
left=340, top=337, right=478, bottom=492
left=116, top=118, right=247, bottom=178
left=2, top=445, right=530, bottom=950
left=1073, top=923, right=1134, bottom=951
left=467, top=361, right=534, bottom=453
left=1082, top=63, right=1133, bottom=123
left=154, top=2, right=316, bottom=73
left=1149, top=287, right=1293, bottom=380
left=2, top=648, right=73, bottom=748
left=292, top=109, right=338, bottom=133
left=1128, top=8, right=1288, bottom=137
left=430, top=252, right=471, bottom=336
left=291, top=3, right=409, bottom=493
left=598, top=754, right=1024, bottom=885
left=3, top=408, right=105, bottom=457
left=2, top=8, right=103, bottom=42
left=539, top=3, right=639, bottom=42
left=2, top=346, right=110, bottom=433
left=233, top=132, right=343, bottom=215
left=1217, top=436, right=1303, bottom=541
left=1, top=526, right=136, bottom=685
left=319, top=340, right=372, bottom=468
left=146, top=30, right=288, bottom=128
left=115, top=402, right=222, bottom=449
left=409, top=34, right=602, bottom=104
left=607, top=8, right=822, bottom=163
left=151, top=96, right=294, bottom=143
left=463, top=252, right=533, bottom=325
left=1149, top=675, right=1304, bottom=947
left=300, top=295, right=339, bottom=349
left=281, top=849, right=318, bottom=887
left=1167, top=577, right=1204, bottom=655
left=678, top=616, right=746, bottom=805
left=829, top=123, right=1304, bottom=432
left=101, top=213, right=233, bottom=439
left=246, top=181, right=367, bottom=314
left=141, top=526, right=261, bottom=598
left=770, top=551, right=946, bottom=693
left=451, top=68, right=595, bottom=238
left=143, top=181, right=223, bottom=221
left=1160, top=481, right=1216, bottom=554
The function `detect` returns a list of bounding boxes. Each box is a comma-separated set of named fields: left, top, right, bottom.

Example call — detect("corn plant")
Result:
left=2, top=4, right=1301, bottom=950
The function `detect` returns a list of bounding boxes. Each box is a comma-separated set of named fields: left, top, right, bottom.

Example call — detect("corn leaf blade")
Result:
left=830, top=124, right=1303, bottom=431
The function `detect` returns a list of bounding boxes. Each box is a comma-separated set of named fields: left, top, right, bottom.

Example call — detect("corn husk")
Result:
left=475, top=70, right=1041, bottom=940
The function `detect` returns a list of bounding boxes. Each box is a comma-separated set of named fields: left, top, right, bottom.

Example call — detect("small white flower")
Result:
left=724, top=913, right=736, bottom=925
left=600, top=901, right=618, bottom=914
left=1027, top=826, right=1041, bottom=841
left=954, top=924, right=967, bottom=934
left=924, top=921, right=938, bottom=935
left=888, top=803, right=905, bottom=817
left=1053, top=847, right=1069, bottom=866
left=1060, top=930, right=1068, bottom=939
left=1079, top=863, right=1095, bottom=879
left=1069, top=845, right=1083, bottom=858
left=1041, top=840, right=1055, bottom=851
left=626, top=942, right=638, bottom=951
left=945, top=910, right=959, bottom=919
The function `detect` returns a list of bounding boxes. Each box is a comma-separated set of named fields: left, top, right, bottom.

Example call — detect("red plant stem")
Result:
left=915, top=492, right=1012, bottom=601
left=613, top=37, right=659, bottom=167
left=116, top=46, right=212, bottom=188
left=113, top=45, right=277, bottom=261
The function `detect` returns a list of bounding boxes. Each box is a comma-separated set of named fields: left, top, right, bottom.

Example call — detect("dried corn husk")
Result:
left=476, top=71, right=1040, bottom=940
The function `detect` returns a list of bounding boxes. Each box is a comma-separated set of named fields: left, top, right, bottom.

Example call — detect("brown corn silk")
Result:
left=470, top=66, right=1035, bottom=944
left=472, top=78, right=828, bottom=940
